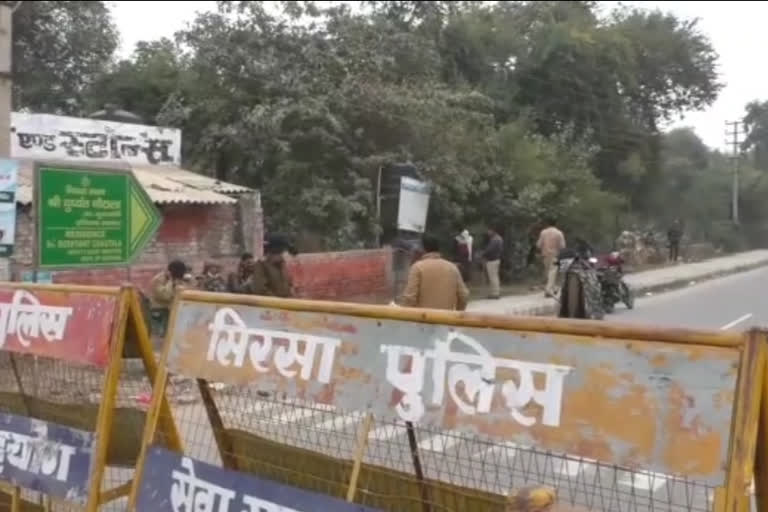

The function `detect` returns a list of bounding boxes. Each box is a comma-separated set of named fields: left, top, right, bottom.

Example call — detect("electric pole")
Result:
left=0, top=2, right=13, bottom=158
left=725, top=120, right=744, bottom=224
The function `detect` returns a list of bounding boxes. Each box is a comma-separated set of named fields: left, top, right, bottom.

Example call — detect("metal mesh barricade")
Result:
left=129, top=291, right=764, bottom=512
left=0, top=285, right=174, bottom=512
left=143, top=382, right=717, bottom=512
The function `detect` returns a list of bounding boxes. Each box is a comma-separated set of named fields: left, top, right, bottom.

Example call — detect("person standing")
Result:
left=400, top=233, right=469, bottom=311
left=668, top=220, right=682, bottom=263
left=244, top=234, right=295, bottom=297
left=537, top=218, right=566, bottom=297
left=227, top=253, right=255, bottom=293
left=482, top=227, right=503, bottom=299
left=454, top=228, right=473, bottom=283
left=199, top=261, right=228, bottom=292
left=150, top=259, right=189, bottom=336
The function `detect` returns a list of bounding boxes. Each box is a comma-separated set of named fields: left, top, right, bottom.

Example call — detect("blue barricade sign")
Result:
left=0, top=411, right=94, bottom=502
left=138, top=445, right=381, bottom=512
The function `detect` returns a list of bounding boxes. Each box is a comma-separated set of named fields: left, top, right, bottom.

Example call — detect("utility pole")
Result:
left=725, top=120, right=744, bottom=224
left=0, top=2, right=13, bottom=158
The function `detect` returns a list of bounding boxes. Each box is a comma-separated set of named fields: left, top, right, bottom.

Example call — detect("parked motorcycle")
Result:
left=596, top=252, right=634, bottom=314
left=556, top=241, right=604, bottom=320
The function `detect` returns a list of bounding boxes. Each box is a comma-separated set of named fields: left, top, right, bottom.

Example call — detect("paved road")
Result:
left=136, top=270, right=766, bottom=512
left=610, top=265, right=768, bottom=330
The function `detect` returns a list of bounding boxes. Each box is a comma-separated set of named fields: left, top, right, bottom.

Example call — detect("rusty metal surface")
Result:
left=0, top=286, right=116, bottom=367
left=166, top=299, right=741, bottom=487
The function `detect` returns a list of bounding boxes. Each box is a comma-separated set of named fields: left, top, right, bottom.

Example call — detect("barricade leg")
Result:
left=127, top=288, right=182, bottom=454
left=723, top=329, right=766, bottom=512
left=126, top=291, right=181, bottom=511
left=405, top=421, right=433, bottom=512
left=755, top=329, right=768, bottom=512
left=198, top=378, right=239, bottom=470
left=85, top=287, right=131, bottom=512
left=347, top=413, right=374, bottom=502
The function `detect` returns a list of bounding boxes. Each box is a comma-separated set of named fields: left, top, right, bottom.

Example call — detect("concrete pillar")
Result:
left=237, top=191, right=264, bottom=258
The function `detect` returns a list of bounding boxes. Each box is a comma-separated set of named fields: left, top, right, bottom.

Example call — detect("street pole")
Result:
left=725, top=120, right=743, bottom=225
left=0, top=3, right=10, bottom=283
left=0, top=2, right=12, bottom=158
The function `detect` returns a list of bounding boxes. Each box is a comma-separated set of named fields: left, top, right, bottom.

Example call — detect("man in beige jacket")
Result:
left=400, top=233, right=470, bottom=311
left=536, top=218, right=566, bottom=297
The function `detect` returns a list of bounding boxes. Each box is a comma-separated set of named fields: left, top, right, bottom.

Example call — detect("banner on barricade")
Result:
left=131, top=291, right=764, bottom=512
left=168, top=298, right=740, bottom=482
left=0, top=283, right=180, bottom=512
left=0, top=411, right=94, bottom=503
left=138, top=445, right=381, bottom=512
left=0, top=287, right=114, bottom=367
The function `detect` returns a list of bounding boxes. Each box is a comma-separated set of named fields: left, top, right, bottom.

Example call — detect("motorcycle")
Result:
left=555, top=241, right=604, bottom=320
left=596, top=252, right=634, bottom=314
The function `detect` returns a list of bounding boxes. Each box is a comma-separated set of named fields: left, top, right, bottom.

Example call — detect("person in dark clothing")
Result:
left=482, top=227, right=503, bottom=299
left=227, top=253, right=255, bottom=293
left=240, top=235, right=295, bottom=297
left=667, top=220, right=682, bottom=263
left=199, top=261, right=228, bottom=292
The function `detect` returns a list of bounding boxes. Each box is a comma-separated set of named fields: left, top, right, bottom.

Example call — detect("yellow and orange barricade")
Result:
left=129, top=290, right=766, bottom=512
left=0, top=283, right=179, bottom=511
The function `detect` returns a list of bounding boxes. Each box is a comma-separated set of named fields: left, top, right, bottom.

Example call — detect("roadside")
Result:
left=467, top=249, right=768, bottom=316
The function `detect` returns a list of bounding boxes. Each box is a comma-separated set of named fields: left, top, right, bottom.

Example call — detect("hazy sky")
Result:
left=109, top=1, right=766, bottom=151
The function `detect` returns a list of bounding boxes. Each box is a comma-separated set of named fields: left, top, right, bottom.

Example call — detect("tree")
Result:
left=86, top=39, right=183, bottom=124
left=111, top=0, right=724, bottom=252
left=743, top=100, right=768, bottom=171
left=12, top=1, right=119, bottom=115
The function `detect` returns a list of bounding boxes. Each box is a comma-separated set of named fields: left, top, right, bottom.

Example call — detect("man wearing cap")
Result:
left=239, top=234, right=295, bottom=297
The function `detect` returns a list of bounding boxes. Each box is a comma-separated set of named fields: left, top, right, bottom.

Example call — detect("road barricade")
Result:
left=129, top=290, right=767, bottom=512
left=0, top=283, right=180, bottom=511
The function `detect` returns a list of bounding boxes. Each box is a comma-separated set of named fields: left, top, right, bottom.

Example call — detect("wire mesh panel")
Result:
left=0, top=285, right=163, bottom=512
left=134, top=291, right=759, bottom=512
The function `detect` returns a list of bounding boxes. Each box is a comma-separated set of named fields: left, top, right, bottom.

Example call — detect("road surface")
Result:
left=153, top=269, right=766, bottom=512
left=611, top=265, right=767, bottom=330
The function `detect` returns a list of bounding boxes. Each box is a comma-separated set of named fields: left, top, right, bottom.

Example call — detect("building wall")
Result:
left=11, top=202, right=253, bottom=292
left=289, top=248, right=394, bottom=303
left=10, top=202, right=394, bottom=303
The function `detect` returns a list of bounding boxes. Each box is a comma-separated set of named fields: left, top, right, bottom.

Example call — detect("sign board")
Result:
left=35, top=163, right=161, bottom=269
left=0, top=286, right=116, bottom=367
left=167, top=297, right=741, bottom=486
left=11, top=112, right=181, bottom=166
left=0, top=159, right=18, bottom=257
left=0, top=412, right=95, bottom=503
left=396, top=177, right=430, bottom=233
left=137, top=445, right=380, bottom=512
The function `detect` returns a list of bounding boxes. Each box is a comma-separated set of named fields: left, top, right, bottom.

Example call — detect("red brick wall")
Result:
left=289, top=249, right=394, bottom=303
left=11, top=203, right=245, bottom=292
left=11, top=203, right=394, bottom=303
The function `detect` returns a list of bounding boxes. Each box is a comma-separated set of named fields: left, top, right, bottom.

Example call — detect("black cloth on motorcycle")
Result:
left=558, top=256, right=603, bottom=320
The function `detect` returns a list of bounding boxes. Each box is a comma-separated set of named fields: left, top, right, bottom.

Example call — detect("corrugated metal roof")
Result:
left=13, top=160, right=252, bottom=206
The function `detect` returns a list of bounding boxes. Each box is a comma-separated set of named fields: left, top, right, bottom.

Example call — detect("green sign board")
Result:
left=35, top=164, right=161, bottom=268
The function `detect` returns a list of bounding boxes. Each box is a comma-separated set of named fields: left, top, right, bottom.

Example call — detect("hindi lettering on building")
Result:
left=0, top=290, right=73, bottom=349
left=170, top=457, right=236, bottom=512
left=206, top=307, right=341, bottom=383
left=380, top=332, right=572, bottom=427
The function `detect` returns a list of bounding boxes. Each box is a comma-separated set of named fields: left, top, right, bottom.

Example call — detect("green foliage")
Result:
left=25, top=0, right=748, bottom=253
left=13, top=1, right=119, bottom=114
left=743, top=101, right=768, bottom=171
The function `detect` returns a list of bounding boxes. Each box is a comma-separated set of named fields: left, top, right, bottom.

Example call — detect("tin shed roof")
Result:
left=14, top=160, right=252, bottom=206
